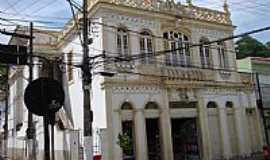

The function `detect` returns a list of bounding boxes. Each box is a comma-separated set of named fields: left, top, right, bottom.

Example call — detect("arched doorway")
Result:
left=144, top=102, right=162, bottom=160
left=169, top=101, right=200, bottom=160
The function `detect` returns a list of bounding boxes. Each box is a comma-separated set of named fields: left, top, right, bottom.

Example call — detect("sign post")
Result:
left=24, top=78, right=65, bottom=160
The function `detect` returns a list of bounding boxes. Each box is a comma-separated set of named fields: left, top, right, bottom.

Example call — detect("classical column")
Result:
left=104, top=86, right=114, bottom=160
left=198, top=98, right=211, bottom=160
left=254, top=108, right=264, bottom=149
left=112, top=110, right=122, bottom=160
left=160, top=108, right=173, bottom=160
left=218, top=107, right=231, bottom=158
left=234, top=107, right=246, bottom=155
left=134, top=109, right=148, bottom=160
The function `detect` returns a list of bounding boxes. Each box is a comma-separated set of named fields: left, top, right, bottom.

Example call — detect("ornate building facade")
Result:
left=83, top=0, right=263, bottom=159
left=4, top=0, right=264, bottom=160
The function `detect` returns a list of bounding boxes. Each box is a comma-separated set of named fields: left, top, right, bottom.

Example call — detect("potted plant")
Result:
left=117, top=133, right=135, bottom=160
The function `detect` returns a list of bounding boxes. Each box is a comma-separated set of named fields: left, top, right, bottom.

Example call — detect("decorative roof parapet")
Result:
left=188, top=5, right=232, bottom=25
left=94, top=0, right=232, bottom=25
left=57, top=0, right=232, bottom=46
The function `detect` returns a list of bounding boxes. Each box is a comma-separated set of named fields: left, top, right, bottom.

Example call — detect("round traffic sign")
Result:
left=24, top=78, right=65, bottom=116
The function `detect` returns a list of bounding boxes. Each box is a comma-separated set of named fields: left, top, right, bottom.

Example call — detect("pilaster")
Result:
left=112, top=110, right=122, bottom=160
left=218, top=107, right=231, bottom=158
left=233, top=107, right=246, bottom=155
left=160, top=108, right=173, bottom=160
left=198, top=97, right=211, bottom=160
left=134, top=109, right=148, bottom=160
left=104, top=87, right=114, bottom=160
left=254, top=108, right=264, bottom=149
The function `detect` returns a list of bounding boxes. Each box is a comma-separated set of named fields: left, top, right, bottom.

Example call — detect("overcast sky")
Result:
left=0, top=0, right=269, bottom=43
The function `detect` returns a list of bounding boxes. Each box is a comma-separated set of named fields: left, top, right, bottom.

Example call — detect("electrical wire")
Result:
left=3, top=0, right=22, bottom=12
left=18, top=0, right=44, bottom=13
left=66, top=0, right=83, bottom=45
left=0, top=10, right=70, bottom=21
left=4, top=0, right=21, bottom=15
left=28, top=0, right=59, bottom=16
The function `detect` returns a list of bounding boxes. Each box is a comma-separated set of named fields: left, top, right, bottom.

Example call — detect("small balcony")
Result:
left=108, top=55, right=254, bottom=87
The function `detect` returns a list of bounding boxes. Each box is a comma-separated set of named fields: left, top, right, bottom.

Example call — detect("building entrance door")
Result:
left=171, top=118, right=200, bottom=160
left=146, top=118, right=162, bottom=160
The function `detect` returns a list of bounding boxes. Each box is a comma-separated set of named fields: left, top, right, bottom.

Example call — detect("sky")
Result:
left=0, top=0, right=269, bottom=43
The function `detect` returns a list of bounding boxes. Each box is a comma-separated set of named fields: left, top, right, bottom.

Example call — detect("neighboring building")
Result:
left=5, top=28, right=76, bottom=160
left=5, top=0, right=264, bottom=160
left=0, top=90, right=5, bottom=155
left=238, top=57, right=270, bottom=107
left=238, top=57, right=270, bottom=145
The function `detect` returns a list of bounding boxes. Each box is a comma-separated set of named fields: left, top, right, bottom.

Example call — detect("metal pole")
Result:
left=82, top=0, right=93, bottom=159
left=43, top=116, right=50, bottom=160
left=3, top=65, right=9, bottom=158
left=49, top=62, right=55, bottom=160
left=256, top=72, right=269, bottom=145
left=50, top=122, right=55, bottom=160
left=26, top=22, right=36, bottom=160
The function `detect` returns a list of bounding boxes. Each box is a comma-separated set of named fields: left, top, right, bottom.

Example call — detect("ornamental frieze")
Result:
left=89, top=0, right=231, bottom=25
left=104, top=12, right=160, bottom=29
left=112, top=85, right=161, bottom=94
left=192, top=27, right=230, bottom=40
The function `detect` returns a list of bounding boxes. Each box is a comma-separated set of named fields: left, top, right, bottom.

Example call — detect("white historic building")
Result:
left=3, top=0, right=264, bottom=160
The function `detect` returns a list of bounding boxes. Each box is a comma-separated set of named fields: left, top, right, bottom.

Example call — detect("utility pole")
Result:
left=26, top=22, right=37, bottom=160
left=82, top=0, right=93, bottom=159
left=256, top=72, right=269, bottom=145
left=3, top=65, right=9, bottom=158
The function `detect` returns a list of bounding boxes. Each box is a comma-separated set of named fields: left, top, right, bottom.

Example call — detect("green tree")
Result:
left=266, top=41, right=270, bottom=49
left=235, top=35, right=270, bottom=59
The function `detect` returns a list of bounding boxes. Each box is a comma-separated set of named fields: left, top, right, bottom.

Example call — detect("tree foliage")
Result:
left=235, top=35, right=270, bottom=59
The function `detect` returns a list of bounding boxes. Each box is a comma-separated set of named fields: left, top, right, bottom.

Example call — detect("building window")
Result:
left=163, top=31, right=190, bottom=67
left=121, top=102, right=133, bottom=110
left=207, top=101, right=218, bottom=108
left=145, top=102, right=158, bottom=109
left=117, top=28, right=129, bottom=56
left=217, top=42, right=229, bottom=69
left=67, top=52, right=73, bottom=81
left=140, top=31, right=153, bottom=64
left=226, top=101, right=233, bottom=108
left=199, top=38, right=211, bottom=68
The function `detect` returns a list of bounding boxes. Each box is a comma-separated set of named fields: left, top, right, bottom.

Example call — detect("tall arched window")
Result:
left=140, top=31, right=153, bottom=64
left=117, top=28, right=129, bottom=56
left=199, top=38, right=211, bottom=68
left=163, top=31, right=190, bottom=67
left=217, top=42, right=229, bottom=69
left=120, top=102, right=135, bottom=156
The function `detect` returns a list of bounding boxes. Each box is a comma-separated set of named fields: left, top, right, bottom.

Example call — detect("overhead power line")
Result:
left=28, top=0, right=58, bottom=16
left=0, top=10, right=70, bottom=21
left=109, top=25, right=270, bottom=63
left=3, top=0, right=22, bottom=12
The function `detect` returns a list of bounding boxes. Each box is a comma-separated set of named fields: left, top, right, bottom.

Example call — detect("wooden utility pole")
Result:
left=82, top=0, right=93, bottom=159
left=3, top=65, right=9, bottom=158
left=26, top=22, right=37, bottom=160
